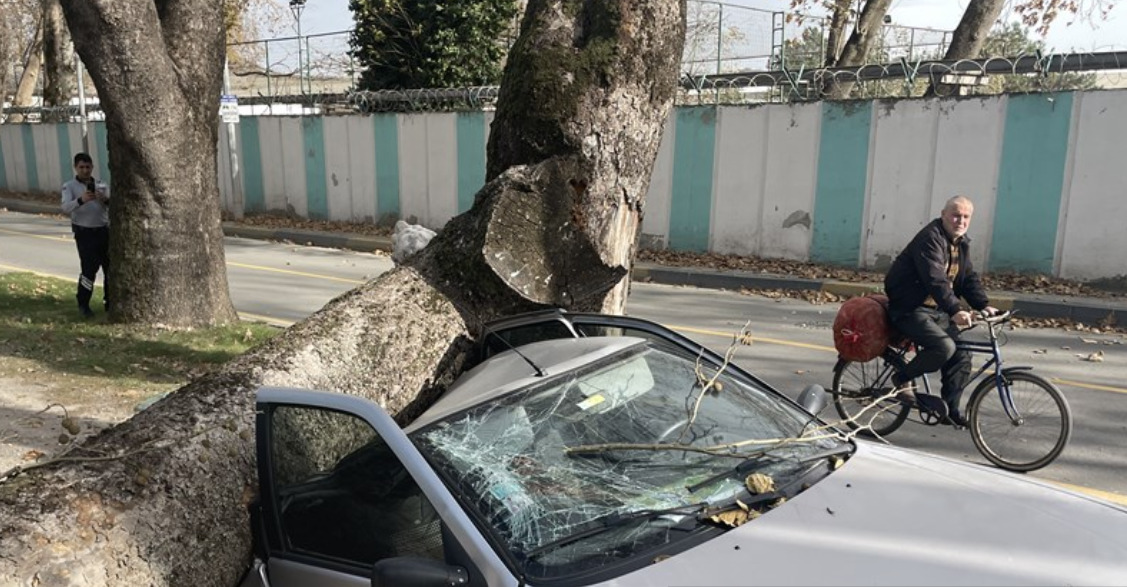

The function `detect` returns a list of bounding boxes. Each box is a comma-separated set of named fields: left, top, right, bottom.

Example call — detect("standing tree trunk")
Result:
left=822, top=0, right=852, bottom=67
left=6, top=20, right=43, bottom=125
left=0, top=0, right=686, bottom=585
left=926, top=0, right=1006, bottom=96
left=59, top=0, right=238, bottom=327
left=821, top=0, right=892, bottom=100
left=42, top=0, right=74, bottom=123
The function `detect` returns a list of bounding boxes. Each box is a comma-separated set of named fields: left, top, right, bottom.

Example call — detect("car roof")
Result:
left=405, top=336, right=646, bottom=432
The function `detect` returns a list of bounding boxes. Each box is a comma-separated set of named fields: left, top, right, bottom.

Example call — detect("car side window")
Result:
left=268, top=405, right=445, bottom=567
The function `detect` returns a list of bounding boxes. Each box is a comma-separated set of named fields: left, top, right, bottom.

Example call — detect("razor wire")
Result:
left=677, top=51, right=1127, bottom=105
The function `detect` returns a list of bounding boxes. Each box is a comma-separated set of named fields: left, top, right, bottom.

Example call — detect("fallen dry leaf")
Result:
left=710, top=509, right=750, bottom=528
left=746, top=473, right=775, bottom=495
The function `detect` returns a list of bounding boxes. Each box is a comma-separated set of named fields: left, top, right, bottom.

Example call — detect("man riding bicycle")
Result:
left=884, top=195, right=997, bottom=427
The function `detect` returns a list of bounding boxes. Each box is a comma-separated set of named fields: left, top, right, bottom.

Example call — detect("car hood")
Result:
left=596, top=442, right=1127, bottom=586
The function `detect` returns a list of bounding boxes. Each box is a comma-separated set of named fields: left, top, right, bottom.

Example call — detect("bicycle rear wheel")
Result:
left=967, top=371, right=1071, bottom=472
left=831, top=357, right=911, bottom=437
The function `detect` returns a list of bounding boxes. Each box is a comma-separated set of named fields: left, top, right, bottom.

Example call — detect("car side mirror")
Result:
left=797, top=384, right=828, bottom=416
left=372, top=556, right=468, bottom=587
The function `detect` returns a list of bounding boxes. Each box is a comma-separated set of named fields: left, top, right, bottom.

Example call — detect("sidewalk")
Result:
left=6, top=197, right=1126, bottom=326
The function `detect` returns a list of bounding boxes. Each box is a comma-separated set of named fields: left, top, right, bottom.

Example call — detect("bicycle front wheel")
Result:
left=831, top=358, right=911, bottom=437
left=967, top=371, right=1072, bottom=472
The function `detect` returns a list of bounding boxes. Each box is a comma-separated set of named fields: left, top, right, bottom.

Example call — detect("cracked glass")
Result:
left=412, top=342, right=844, bottom=580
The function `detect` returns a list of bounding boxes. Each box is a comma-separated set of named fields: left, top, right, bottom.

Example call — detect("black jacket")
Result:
left=884, top=219, right=989, bottom=316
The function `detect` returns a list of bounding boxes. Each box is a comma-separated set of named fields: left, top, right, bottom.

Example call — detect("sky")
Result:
left=290, top=0, right=1127, bottom=54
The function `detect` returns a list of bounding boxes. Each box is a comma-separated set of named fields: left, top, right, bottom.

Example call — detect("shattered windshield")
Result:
left=412, top=343, right=845, bottom=579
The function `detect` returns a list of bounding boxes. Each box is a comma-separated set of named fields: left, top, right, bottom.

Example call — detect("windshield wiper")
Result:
left=686, top=442, right=855, bottom=494
left=524, top=502, right=709, bottom=560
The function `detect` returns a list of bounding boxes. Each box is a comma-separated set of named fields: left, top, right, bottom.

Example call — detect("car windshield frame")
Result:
left=409, top=340, right=848, bottom=582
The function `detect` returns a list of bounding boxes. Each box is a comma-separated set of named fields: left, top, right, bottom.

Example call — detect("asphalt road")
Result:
left=2, top=210, right=1126, bottom=505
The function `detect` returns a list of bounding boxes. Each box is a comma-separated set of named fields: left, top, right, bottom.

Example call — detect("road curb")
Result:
left=5, top=197, right=1124, bottom=325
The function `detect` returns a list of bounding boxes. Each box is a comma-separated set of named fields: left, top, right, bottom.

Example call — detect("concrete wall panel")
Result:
left=711, top=107, right=768, bottom=256
left=1058, top=91, right=1127, bottom=279
left=641, top=113, right=675, bottom=249
left=0, top=126, right=28, bottom=190
left=323, top=117, right=355, bottom=221
left=864, top=99, right=940, bottom=269
left=345, top=115, right=377, bottom=223
left=397, top=114, right=430, bottom=226
left=31, top=124, right=59, bottom=191
left=760, top=102, right=821, bottom=261
left=279, top=117, right=309, bottom=217
left=928, top=97, right=1005, bottom=272
left=425, top=113, right=458, bottom=227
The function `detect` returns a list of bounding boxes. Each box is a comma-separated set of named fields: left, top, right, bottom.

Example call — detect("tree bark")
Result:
left=821, top=0, right=892, bottom=100
left=0, top=0, right=686, bottom=585
left=823, top=0, right=852, bottom=67
left=925, top=0, right=1007, bottom=96
left=487, top=0, right=684, bottom=313
left=58, top=0, right=238, bottom=327
left=42, top=0, right=74, bottom=123
left=6, top=20, right=43, bottom=125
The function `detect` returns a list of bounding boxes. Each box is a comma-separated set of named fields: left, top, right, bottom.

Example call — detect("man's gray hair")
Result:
left=944, top=195, right=973, bottom=212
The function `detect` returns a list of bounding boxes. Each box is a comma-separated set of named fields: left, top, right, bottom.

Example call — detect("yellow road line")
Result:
left=225, top=261, right=365, bottom=285
left=667, top=324, right=838, bottom=353
left=1052, top=378, right=1127, bottom=396
left=0, top=226, right=71, bottom=242
left=1050, top=480, right=1127, bottom=507
left=2, top=225, right=365, bottom=286
left=237, top=311, right=294, bottom=327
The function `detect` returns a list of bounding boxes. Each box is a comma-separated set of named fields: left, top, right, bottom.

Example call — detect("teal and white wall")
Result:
left=3, top=90, right=1126, bottom=280
left=215, top=111, right=493, bottom=228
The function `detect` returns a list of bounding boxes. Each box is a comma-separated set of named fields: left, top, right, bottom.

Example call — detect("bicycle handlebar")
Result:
left=974, top=309, right=1014, bottom=324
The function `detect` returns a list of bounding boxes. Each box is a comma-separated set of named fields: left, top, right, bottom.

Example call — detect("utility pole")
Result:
left=290, top=0, right=307, bottom=97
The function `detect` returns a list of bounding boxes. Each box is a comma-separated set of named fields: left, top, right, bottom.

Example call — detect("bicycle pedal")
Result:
left=915, top=395, right=948, bottom=426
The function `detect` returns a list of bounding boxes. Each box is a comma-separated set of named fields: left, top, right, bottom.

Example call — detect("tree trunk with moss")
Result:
left=0, top=0, right=686, bottom=585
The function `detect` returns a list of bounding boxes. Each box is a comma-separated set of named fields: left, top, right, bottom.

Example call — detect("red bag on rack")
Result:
left=833, top=294, right=892, bottom=362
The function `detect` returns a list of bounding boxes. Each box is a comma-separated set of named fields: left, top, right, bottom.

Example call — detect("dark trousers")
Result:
left=73, top=224, right=110, bottom=310
left=890, top=306, right=971, bottom=413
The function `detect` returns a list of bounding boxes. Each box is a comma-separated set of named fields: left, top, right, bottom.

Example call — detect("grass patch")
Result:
left=0, top=272, right=280, bottom=390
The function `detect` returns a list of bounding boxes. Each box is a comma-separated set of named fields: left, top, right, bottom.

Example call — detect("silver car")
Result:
left=241, top=311, right=1127, bottom=586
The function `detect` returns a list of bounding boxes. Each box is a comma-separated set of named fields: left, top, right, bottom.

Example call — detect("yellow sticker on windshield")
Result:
left=577, top=394, right=605, bottom=410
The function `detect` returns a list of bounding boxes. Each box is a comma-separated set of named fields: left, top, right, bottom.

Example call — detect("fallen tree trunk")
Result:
left=0, top=0, right=686, bottom=585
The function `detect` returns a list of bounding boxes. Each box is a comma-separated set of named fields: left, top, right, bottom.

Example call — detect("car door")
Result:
left=248, top=387, right=514, bottom=587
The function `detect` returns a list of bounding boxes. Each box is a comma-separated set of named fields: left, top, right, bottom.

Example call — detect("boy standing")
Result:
left=60, top=152, right=110, bottom=317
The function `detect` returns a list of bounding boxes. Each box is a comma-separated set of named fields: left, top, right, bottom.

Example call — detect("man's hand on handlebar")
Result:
left=956, top=307, right=1005, bottom=328
left=973, top=307, right=1012, bottom=323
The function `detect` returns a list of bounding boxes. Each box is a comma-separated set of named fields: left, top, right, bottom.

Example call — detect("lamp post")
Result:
left=289, top=0, right=307, bottom=96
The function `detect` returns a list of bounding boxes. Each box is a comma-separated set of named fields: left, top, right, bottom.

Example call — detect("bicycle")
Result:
left=830, top=310, right=1072, bottom=472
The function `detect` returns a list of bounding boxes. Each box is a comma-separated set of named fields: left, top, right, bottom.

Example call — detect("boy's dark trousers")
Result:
left=73, top=224, right=110, bottom=311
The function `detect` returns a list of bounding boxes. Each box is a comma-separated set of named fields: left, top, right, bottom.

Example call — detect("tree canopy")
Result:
left=349, top=0, right=521, bottom=90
